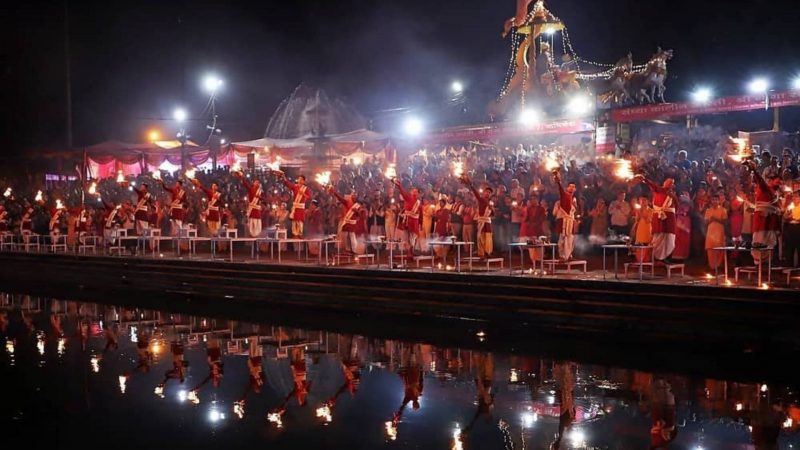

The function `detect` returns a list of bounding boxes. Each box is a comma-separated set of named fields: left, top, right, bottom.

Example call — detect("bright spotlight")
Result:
left=403, top=117, right=424, bottom=137
left=148, top=130, right=161, bottom=142
left=792, top=77, right=800, bottom=90
left=519, top=109, right=539, bottom=126
left=173, top=108, right=187, bottom=122
left=567, top=95, right=593, bottom=115
left=521, top=412, right=536, bottom=428
left=220, top=138, right=226, bottom=145
left=543, top=27, right=557, bottom=35
left=691, top=87, right=713, bottom=104
left=451, top=81, right=464, bottom=93
left=203, top=75, right=223, bottom=93
left=748, top=78, right=769, bottom=94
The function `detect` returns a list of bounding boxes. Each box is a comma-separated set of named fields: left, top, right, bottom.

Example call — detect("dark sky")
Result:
left=2, top=0, right=799, bottom=153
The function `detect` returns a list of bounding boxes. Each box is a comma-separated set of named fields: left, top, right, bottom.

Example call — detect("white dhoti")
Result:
left=651, top=232, right=675, bottom=261
left=558, top=233, right=575, bottom=260
left=291, top=219, right=304, bottom=238
left=248, top=218, right=262, bottom=238
left=751, top=230, right=778, bottom=264
left=136, top=220, right=149, bottom=234
left=170, top=219, right=183, bottom=235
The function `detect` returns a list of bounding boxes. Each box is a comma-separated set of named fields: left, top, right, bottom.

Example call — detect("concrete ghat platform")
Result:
left=1, top=252, right=798, bottom=350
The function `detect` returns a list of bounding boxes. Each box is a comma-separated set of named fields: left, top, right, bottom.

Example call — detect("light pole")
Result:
left=174, top=107, right=188, bottom=170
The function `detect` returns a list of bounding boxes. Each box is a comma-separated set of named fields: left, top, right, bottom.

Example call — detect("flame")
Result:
left=789, top=203, right=796, bottom=210
left=150, top=341, right=161, bottom=355
left=760, top=283, right=770, bottom=290
left=184, top=168, right=197, bottom=179
left=116, top=171, right=125, bottom=183
left=315, top=404, right=333, bottom=424
left=727, top=139, right=750, bottom=162
left=57, top=337, right=66, bottom=356
left=614, top=159, right=634, bottom=181
left=151, top=171, right=161, bottom=180
left=231, top=162, right=242, bottom=173
left=725, top=279, right=733, bottom=286
left=352, top=156, right=362, bottom=166
left=453, top=161, right=464, bottom=178
left=315, top=171, right=331, bottom=185
left=88, top=182, right=97, bottom=195
left=544, top=152, right=560, bottom=172
left=634, top=203, right=642, bottom=210
left=266, top=157, right=281, bottom=171
left=90, top=355, right=100, bottom=373
left=736, top=402, right=743, bottom=411
left=384, top=421, right=398, bottom=441
left=267, top=412, right=284, bottom=428
left=119, top=376, right=127, bottom=394
left=784, top=417, right=794, bottom=429
left=736, top=195, right=745, bottom=202
left=55, top=199, right=64, bottom=210
left=154, top=384, right=165, bottom=398
left=35, top=190, right=43, bottom=202
left=5, top=339, right=14, bottom=355
left=3, top=187, right=11, bottom=198
left=37, top=335, right=45, bottom=355
left=187, top=390, right=200, bottom=405
left=384, top=164, right=397, bottom=179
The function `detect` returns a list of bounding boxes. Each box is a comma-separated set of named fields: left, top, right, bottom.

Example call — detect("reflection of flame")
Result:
left=88, top=182, right=97, bottom=195
left=4, top=187, right=12, bottom=197
left=451, top=427, right=463, bottom=450
left=151, top=171, right=161, bottom=180
left=384, top=421, right=398, bottom=441
left=315, top=171, right=331, bottom=186
left=119, top=376, right=127, bottom=394
left=187, top=390, right=200, bottom=405
left=184, top=169, right=197, bottom=179
left=315, top=404, right=333, bottom=424
left=116, top=171, right=125, bottom=183
left=453, top=161, right=464, bottom=178
left=384, top=164, right=397, bottom=179
left=90, top=355, right=100, bottom=373
left=614, top=159, right=634, bottom=181
left=154, top=384, right=165, bottom=398
left=267, top=412, right=284, bottom=428
left=234, top=401, right=245, bottom=419
left=544, top=153, right=560, bottom=172
left=57, top=337, right=66, bottom=356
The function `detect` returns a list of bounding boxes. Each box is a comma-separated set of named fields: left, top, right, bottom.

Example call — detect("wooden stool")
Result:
left=355, top=253, right=375, bottom=266
left=545, top=259, right=588, bottom=274
left=414, top=255, right=433, bottom=268
left=664, top=263, right=685, bottom=279
left=623, top=262, right=654, bottom=278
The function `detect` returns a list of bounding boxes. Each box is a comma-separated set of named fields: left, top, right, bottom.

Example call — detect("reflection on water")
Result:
left=1, top=292, right=799, bottom=449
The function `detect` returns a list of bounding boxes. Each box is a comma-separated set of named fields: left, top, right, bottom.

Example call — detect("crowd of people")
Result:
left=2, top=138, right=800, bottom=272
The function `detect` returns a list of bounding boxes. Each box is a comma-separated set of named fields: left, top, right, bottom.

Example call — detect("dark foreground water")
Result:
left=0, top=293, right=798, bottom=450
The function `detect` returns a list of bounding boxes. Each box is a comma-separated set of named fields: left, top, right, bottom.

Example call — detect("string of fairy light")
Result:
left=498, top=6, right=653, bottom=94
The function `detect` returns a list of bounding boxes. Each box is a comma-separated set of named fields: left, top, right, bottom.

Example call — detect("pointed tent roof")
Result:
left=264, top=84, right=368, bottom=139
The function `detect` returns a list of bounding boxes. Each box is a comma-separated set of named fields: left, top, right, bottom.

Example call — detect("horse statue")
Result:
left=625, top=47, right=673, bottom=104
left=597, top=52, right=633, bottom=106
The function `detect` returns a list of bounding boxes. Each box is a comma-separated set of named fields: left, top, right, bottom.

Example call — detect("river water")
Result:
left=0, top=293, right=798, bottom=449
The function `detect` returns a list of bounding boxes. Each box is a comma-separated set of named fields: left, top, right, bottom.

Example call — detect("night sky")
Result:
left=2, top=0, right=799, bottom=154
